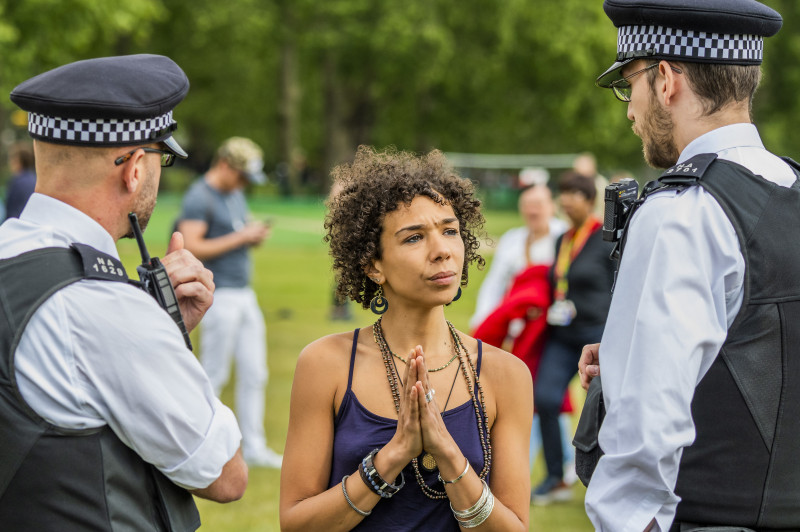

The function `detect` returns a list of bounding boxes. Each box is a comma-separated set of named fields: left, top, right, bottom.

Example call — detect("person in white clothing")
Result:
left=580, top=1, right=797, bottom=531
left=470, top=185, right=566, bottom=330
left=470, top=184, right=575, bottom=484
left=177, top=137, right=282, bottom=468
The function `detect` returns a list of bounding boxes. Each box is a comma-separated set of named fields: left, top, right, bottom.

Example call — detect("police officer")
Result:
left=578, top=1, right=800, bottom=530
left=0, top=55, right=247, bottom=530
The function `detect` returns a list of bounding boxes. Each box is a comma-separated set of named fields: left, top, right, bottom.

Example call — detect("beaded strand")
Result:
left=448, top=321, right=492, bottom=483
left=373, top=319, right=401, bottom=412
left=372, top=317, right=492, bottom=500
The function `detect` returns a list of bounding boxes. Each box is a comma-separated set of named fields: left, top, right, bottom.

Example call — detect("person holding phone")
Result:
left=176, top=137, right=282, bottom=468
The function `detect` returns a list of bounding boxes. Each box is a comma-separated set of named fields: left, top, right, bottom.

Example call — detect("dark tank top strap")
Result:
left=476, top=339, right=483, bottom=375
left=347, top=329, right=360, bottom=391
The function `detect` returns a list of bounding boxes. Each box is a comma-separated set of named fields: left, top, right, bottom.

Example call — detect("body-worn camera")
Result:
left=603, top=178, right=639, bottom=242
left=129, top=213, right=193, bottom=350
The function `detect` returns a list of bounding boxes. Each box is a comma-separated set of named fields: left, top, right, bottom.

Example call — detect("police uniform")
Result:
left=587, top=2, right=799, bottom=531
left=0, top=55, right=241, bottom=530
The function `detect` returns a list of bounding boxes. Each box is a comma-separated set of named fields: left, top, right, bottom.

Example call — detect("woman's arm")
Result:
left=279, top=335, right=423, bottom=532
left=416, top=344, right=532, bottom=531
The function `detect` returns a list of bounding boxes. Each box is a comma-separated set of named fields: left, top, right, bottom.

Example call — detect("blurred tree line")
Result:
left=0, top=0, right=796, bottom=195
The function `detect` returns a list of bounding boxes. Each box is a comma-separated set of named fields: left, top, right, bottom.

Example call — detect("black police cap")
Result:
left=596, top=0, right=783, bottom=88
left=10, top=54, right=189, bottom=158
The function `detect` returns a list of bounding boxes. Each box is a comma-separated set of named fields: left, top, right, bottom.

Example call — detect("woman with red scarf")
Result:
left=531, top=171, right=615, bottom=504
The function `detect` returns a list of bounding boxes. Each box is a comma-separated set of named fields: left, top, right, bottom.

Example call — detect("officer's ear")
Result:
left=659, top=60, right=682, bottom=107
left=118, top=148, right=148, bottom=195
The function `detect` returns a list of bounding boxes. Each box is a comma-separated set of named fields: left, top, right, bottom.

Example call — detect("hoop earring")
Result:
left=370, top=286, right=389, bottom=315
left=452, top=286, right=462, bottom=302
left=446, top=286, right=462, bottom=306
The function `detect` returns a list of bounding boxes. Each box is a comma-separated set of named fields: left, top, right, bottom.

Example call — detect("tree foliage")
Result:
left=0, top=0, right=797, bottom=193
left=0, top=0, right=164, bottom=99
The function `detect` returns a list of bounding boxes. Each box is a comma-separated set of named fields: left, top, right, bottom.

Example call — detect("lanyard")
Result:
left=553, top=216, right=601, bottom=300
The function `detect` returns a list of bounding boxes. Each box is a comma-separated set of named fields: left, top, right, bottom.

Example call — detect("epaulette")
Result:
left=71, top=243, right=129, bottom=282
left=659, top=153, right=718, bottom=185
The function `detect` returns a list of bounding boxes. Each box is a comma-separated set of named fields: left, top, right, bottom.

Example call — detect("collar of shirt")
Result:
left=678, top=123, right=763, bottom=164
left=19, top=193, right=119, bottom=258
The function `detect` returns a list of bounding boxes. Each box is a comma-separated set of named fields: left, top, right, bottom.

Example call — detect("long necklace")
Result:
left=372, top=317, right=492, bottom=500
left=377, top=318, right=450, bottom=472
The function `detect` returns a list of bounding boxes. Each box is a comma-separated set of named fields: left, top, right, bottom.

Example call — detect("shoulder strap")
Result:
left=614, top=154, right=719, bottom=273
left=780, top=157, right=800, bottom=189
left=0, top=244, right=128, bottom=428
left=0, top=245, right=129, bottom=396
left=780, top=156, right=800, bottom=174
left=347, top=329, right=360, bottom=391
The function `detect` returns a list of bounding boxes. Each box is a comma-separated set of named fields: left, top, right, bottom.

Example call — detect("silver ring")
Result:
left=425, top=388, right=436, bottom=403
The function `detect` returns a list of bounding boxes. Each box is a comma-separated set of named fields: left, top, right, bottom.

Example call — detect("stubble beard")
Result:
left=634, top=89, right=680, bottom=169
left=122, top=166, right=158, bottom=239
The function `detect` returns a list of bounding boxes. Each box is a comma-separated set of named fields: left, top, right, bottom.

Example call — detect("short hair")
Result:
left=648, top=61, right=762, bottom=117
left=557, top=171, right=596, bottom=202
left=324, top=145, right=485, bottom=309
left=9, top=142, right=34, bottom=170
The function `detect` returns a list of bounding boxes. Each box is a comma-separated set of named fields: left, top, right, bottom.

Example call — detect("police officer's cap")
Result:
left=10, top=54, right=189, bottom=159
left=596, top=0, right=783, bottom=88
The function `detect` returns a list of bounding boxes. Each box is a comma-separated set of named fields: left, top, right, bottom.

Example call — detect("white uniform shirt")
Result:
left=470, top=218, right=566, bottom=329
left=0, top=194, right=241, bottom=490
left=585, top=124, right=797, bottom=531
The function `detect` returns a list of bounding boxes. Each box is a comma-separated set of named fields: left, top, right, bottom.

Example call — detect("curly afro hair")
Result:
left=325, top=146, right=485, bottom=309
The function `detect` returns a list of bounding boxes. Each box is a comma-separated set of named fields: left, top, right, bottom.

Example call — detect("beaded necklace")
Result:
left=372, top=317, right=492, bottom=500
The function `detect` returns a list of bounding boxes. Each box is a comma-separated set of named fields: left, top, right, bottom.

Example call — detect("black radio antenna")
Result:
left=128, top=212, right=151, bottom=263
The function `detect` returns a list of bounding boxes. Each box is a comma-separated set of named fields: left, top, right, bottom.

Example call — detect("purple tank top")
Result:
left=327, top=329, right=489, bottom=531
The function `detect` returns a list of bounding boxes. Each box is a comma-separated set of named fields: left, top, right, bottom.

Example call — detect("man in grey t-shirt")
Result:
left=177, top=137, right=282, bottom=468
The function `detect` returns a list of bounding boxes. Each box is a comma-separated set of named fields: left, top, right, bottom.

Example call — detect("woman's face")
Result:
left=373, top=195, right=465, bottom=309
left=559, top=190, right=593, bottom=227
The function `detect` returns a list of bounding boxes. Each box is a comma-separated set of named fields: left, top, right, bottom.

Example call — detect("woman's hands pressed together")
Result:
left=409, top=347, right=464, bottom=479
left=382, top=344, right=464, bottom=480
left=386, top=347, right=424, bottom=464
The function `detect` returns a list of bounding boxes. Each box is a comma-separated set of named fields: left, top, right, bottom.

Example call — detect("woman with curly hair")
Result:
left=279, top=146, right=532, bottom=531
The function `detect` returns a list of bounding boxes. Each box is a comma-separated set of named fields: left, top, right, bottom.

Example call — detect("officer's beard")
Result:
left=635, top=89, right=680, bottom=169
left=122, top=166, right=158, bottom=239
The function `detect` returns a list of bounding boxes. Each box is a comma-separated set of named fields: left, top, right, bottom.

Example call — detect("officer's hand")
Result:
left=579, top=343, right=601, bottom=390
left=163, top=231, right=215, bottom=333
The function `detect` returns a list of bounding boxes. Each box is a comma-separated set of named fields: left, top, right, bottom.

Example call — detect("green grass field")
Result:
left=117, top=193, right=593, bottom=532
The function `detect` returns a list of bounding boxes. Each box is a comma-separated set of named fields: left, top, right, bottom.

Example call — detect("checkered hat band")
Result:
left=27, top=111, right=175, bottom=145
left=617, top=26, right=763, bottom=62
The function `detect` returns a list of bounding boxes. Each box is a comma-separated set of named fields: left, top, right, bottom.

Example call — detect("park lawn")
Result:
left=118, top=193, right=593, bottom=532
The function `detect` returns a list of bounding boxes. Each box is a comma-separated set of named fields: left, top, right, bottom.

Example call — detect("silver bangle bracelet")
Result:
left=451, top=479, right=490, bottom=520
left=341, top=475, right=371, bottom=517
left=439, top=457, right=470, bottom=485
left=457, top=489, right=495, bottom=528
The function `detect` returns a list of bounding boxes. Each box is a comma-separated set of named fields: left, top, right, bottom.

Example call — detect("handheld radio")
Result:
left=128, top=212, right=193, bottom=350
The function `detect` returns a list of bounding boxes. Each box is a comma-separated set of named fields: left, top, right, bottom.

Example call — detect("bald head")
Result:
left=573, top=152, right=598, bottom=178
left=519, top=185, right=554, bottom=237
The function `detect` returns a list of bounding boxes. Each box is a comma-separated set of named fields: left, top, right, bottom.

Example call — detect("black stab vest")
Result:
left=665, top=157, right=800, bottom=528
left=0, top=245, right=200, bottom=531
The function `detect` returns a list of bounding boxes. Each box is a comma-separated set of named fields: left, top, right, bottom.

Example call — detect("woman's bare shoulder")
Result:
left=462, top=335, right=530, bottom=385
left=296, top=330, right=359, bottom=373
